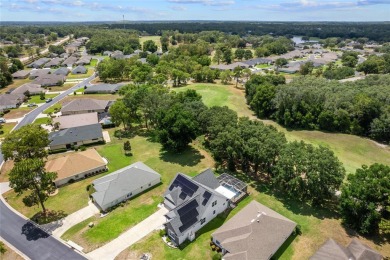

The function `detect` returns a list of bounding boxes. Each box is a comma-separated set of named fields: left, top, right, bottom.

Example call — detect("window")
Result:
left=213, top=210, right=216, bottom=215
left=212, top=201, right=217, bottom=207
left=200, top=218, right=206, bottom=225
left=149, top=183, right=151, bottom=187
left=127, top=193, right=132, bottom=198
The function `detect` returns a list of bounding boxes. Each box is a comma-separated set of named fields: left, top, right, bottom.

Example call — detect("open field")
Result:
left=175, top=83, right=390, bottom=174
left=139, top=36, right=161, bottom=49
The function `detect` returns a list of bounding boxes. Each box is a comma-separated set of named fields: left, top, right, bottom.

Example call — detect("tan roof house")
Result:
left=46, top=149, right=107, bottom=187
left=53, top=112, right=99, bottom=130
left=212, top=200, right=296, bottom=260
left=11, top=83, right=45, bottom=95
left=12, top=70, right=30, bottom=79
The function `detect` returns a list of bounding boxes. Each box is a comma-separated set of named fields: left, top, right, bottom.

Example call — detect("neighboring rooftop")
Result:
left=61, top=98, right=111, bottom=114
left=310, top=238, right=383, bottom=260
left=53, top=112, right=99, bottom=129
left=45, top=149, right=106, bottom=183
left=48, top=123, right=103, bottom=147
left=212, top=200, right=297, bottom=260
left=11, top=83, right=44, bottom=95
left=84, top=83, right=125, bottom=94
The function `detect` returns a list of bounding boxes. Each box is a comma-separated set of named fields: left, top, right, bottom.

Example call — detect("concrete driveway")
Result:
left=87, top=206, right=168, bottom=260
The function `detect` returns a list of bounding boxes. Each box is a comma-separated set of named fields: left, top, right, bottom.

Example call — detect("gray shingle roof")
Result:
left=212, top=200, right=296, bottom=260
left=54, top=67, right=70, bottom=76
left=48, top=123, right=103, bottom=147
left=11, top=83, right=44, bottom=95
left=71, top=65, right=87, bottom=74
left=92, top=162, right=161, bottom=209
left=84, top=83, right=124, bottom=94
left=61, top=98, right=111, bottom=114
left=12, top=70, right=30, bottom=78
left=192, top=169, right=220, bottom=190
left=164, top=171, right=224, bottom=237
left=0, top=93, right=25, bottom=107
left=32, top=74, right=65, bottom=86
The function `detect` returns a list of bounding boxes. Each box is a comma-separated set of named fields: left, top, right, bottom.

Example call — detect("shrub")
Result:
left=294, top=225, right=302, bottom=235
left=68, top=179, right=75, bottom=184
left=80, top=145, right=86, bottom=151
left=211, top=245, right=216, bottom=251
left=0, top=241, right=6, bottom=254
left=159, top=229, right=167, bottom=237
left=212, top=254, right=222, bottom=260
left=166, top=237, right=171, bottom=243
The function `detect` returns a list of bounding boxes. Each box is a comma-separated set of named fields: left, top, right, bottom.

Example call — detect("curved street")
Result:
left=0, top=73, right=97, bottom=260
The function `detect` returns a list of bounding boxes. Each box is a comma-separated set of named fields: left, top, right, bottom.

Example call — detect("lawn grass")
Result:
left=0, top=123, right=16, bottom=138
left=3, top=107, right=32, bottom=120
left=66, top=69, right=94, bottom=80
left=175, top=83, right=390, bottom=174
left=89, top=59, right=98, bottom=67
left=139, top=36, right=161, bottom=48
left=43, top=103, right=61, bottom=114
left=48, top=82, right=76, bottom=92
left=26, top=93, right=58, bottom=104
left=32, top=117, right=51, bottom=126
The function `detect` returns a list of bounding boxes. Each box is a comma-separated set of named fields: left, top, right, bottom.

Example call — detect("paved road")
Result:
left=0, top=199, right=85, bottom=260
left=0, top=73, right=96, bottom=259
left=19, top=36, right=70, bottom=63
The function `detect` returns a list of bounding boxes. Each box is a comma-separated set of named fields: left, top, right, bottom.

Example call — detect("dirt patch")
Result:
left=0, top=242, right=24, bottom=260
left=3, top=108, right=32, bottom=120
left=0, top=160, right=14, bottom=182
left=116, top=250, right=147, bottom=260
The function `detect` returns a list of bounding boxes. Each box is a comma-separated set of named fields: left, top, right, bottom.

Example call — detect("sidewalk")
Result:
left=50, top=200, right=100, bottom=238
left=87, top=206, right=168, bottom=260
left=0, top=182, right=11, bottom=194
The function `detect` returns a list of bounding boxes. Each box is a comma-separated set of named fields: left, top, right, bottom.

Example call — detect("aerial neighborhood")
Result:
left=0, top=19, right=389, bottom=260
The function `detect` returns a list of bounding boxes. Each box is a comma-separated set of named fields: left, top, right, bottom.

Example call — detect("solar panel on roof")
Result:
left=177, top=199, right=199, bottom=216
left=169, top=174, right=199, bottom=197
left=179, top=216, right=198, bottom=232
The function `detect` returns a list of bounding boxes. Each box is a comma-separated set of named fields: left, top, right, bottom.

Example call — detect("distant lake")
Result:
left=292, top=36, right=319, bottom=45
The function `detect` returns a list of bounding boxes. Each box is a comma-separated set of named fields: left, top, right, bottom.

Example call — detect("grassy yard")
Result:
left=139, top=36, right=161, bottom=48
left=48, top=82, right=76, bottom=92
left=32, top=117, right=51, bottom=126
left=175, top=83, right=390, bottom=174
left=26, top=93, right=59, bottom=104
left=89, top=59, right=98, bottom=67
left=66, top=69, right=94, bottom=80
left=43, top=103, right=61, bottom=114
left=3, top=107, right=33, bottom=120
left=0, top=123, right=16, bottom=139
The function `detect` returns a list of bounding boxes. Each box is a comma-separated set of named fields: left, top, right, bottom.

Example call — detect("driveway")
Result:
left=49, top=200, right=100, bottom=238
left=87, top=206, right=168, bottom=260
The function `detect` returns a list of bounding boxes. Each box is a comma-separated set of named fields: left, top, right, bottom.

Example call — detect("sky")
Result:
left=0, top=0, right=389, bottom=22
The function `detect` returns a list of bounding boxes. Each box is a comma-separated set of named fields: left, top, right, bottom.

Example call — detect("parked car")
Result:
left=45, top=98, right=53, bottom=103
left=27, top=103, right=37, bottom=107
left=0, top=118, right=6, bottom=123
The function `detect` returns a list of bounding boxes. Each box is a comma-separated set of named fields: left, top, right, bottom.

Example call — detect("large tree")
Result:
left=9, top=158, right=57, bottom=215
left=2, top=125, right=49, bottom=161
left=156, top=103, right=199, bottom=152
left=109, top=99, right=132, bottom=129
left=143, top=40, right=158, bottom=53
left=340, top=163, right=390, bottom=234
left=273, top=141, right=345, bottom=205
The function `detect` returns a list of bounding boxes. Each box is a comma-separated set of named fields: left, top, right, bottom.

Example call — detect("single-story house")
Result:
left=75, top=56, right=91, bottom=66
left=65, top=46, right=78, bottom=54
left=111, top=50, right=125, bottom=60
left=210, top=62, right=250, bottom=71
left=71, top=65, right=87, bottom=75
left=46, top=149, right=107, bottom=187
left=91, top=162, right=161, bottom=211
left=62, top=56, right=78, bottom=67
left=54, top=67, right=70, bottom=76
left=103, top=51, right=113, bottom=56
left=164, top=169, right=247, bottom=246
left=11, top=70, right=30, bottom=79
left=48, top=53, right=58, bottom=58
left=59, top=53, right=69, bottom=59
left=11, top=83, right=45, bottom=96
left=33, top=74, right=65, bottom=87
left=310, top=238, right=382, bottom=260
left=0, top=93, right=25, bottom=111
left=53, top=112, right=99, bottom=130
left=61, top=98, right=112, bottom=116
left=84, top=83, right=125, bottom=94
left=44, top=57, right=64, bottom=68
left=27, top=58, right=51, bottom=69
left=242, top=58, right=272, bottom=67
left=48, top=123, right=103, bottom=150
left=29, top=69, right=50, bottom=79
left=212, top=200, right=297, bottom=260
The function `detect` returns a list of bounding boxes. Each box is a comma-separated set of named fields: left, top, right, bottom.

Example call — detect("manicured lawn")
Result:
left=89, top=59, right=98, bottom=67
left=66, top=69, right=94, bottom=80
left=0, top=123, right=16, bottom=138
left=43, top=103, right=61, bottom=114
left=256, top=64, right=272, bottom=69
left=176, top=84, right=390, bottom=175
left=32, top=117, right=51, bottom=126
left=26, top=93, right=59, bottom=104
left=48, top=82, right=76, bottom=92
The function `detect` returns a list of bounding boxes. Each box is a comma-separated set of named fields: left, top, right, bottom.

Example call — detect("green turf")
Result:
left=0, top=123, right=16, bottom=138
left=43, top=103, right=62, bottom=114
left=27, top=93, right=59, bottom=104
left=32, top=117, right=51, bottom=126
